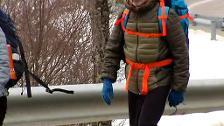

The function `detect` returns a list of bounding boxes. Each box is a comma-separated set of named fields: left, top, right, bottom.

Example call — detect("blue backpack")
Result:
left=165, top=0, right=192, bottom=46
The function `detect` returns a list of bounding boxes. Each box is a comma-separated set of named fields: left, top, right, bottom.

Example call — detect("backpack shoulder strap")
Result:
left=158, top=6, right=170, bottom=34
left=123, top=8, right=130, bottom=28
left=115, top=8, right=130, bottom=28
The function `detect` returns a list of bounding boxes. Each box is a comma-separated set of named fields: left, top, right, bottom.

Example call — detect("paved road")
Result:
left=185, top=0, right=203, bottom=5
left=186, top=0, right=224, bottom=17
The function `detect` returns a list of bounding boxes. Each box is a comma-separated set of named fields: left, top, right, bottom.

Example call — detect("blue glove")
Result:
left=168, top=89, right=184, bottom=107
left=102, top=78, right=114, bottom=105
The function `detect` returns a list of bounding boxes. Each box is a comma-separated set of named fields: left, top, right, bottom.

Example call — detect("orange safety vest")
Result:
left=125, top=58, right=173, bottom=95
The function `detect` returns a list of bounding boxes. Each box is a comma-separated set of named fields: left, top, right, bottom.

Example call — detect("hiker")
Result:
left=0, top=27, right=10, bottom=126
left=101, top=0, right=189, bottom=126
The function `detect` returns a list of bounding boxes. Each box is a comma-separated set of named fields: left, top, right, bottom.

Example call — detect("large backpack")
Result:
left=0, top=9, right=25, bottom=89
left=115, top=0, right=192, bottom=46
left=0, top=9, right=74, bottom=97
left=166, top=0, right=192, bottom=46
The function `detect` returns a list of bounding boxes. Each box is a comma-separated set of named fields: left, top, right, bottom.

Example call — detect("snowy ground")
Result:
left=189, top=29, right=224, bottom=80
left=113, top=29, right=224, bottom=126
left=113, top=111, right=224, bottom=126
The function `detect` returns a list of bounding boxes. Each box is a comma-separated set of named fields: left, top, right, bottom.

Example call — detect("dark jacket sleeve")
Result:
left=101, top=11, right=125, bottom=82
left=166, top=9, right=190, bottom=92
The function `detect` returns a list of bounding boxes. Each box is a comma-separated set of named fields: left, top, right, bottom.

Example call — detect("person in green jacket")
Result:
left=101, top=0, right=189, bottom=126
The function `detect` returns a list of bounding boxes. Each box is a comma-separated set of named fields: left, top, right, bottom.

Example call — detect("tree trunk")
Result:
left=88, top=0, right=111, bottom=126
left=89, top=0, right=110, bottom=83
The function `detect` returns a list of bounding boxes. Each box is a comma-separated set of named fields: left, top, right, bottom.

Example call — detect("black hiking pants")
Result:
left=128, top=85, right=170, bottom=126
left=0, top=96, right=7, bottom=126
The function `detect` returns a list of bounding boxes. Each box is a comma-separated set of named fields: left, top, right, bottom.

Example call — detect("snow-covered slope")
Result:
left=159, top=111, right=224, bottom=126
left=189, top=29, right=224, bottom=79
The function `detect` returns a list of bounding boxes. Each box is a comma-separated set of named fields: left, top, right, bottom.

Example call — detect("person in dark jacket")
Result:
left=0, top=26, right=10, bottom=126
left=101, top=0, right=189, bottom=126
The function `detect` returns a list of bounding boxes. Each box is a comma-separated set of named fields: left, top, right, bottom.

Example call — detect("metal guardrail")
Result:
left=191, top=14, right=224, bottom=40
left=4, top=79, right=224, bottom=126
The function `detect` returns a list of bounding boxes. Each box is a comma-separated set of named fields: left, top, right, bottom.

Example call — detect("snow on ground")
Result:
left=189, top=29, right=224, bottom=80
left=113, top=111, right=224, bottom=126
left=113, top=29, right=224, bottom=126
left=159, top=111, right=224, bottom=126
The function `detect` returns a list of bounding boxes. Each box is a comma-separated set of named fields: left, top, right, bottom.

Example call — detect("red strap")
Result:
left=188, top=14, right=194, bottom=21
left=179, top=13, right=194, bottom=21
left=158, top=15, right=168, bottom=19
left=115, top=9, right=129, bottom=27
left=159, top=0, right=166, bottom=40
left=126, top=58, right=173, bottom=95
left=142, top=66, right=150, bottom=95
left=160, top=4, right=168, bottom=36
left=160, top=0, right=165, bottom=6
left=115, top=18, right=123, bottom=26
left=120, top=18, right=166, bottom=38
left=114, top=5, right=168, bottom=38
left=125, top=66, right=133, bottom=91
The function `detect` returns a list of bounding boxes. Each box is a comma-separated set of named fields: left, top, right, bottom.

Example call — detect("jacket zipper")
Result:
left=135, top=14, right=139, bottom=62
left=135, top=14, right=140, bottom=94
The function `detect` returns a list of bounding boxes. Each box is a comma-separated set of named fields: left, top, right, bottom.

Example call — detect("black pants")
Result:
left=128, top=86, right=170, bottom=126
left=0, top=96, right=7, bottom=126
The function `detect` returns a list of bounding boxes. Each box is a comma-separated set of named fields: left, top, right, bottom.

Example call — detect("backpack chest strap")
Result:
left=115, top=5, right=169, bottom=38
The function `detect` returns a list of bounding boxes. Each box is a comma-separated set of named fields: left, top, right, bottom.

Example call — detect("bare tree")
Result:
left=1, top=0, right=93, bottom=86
left=85, top=0, right=112, bottom=126
left=83, top=0, right=110, bottom=83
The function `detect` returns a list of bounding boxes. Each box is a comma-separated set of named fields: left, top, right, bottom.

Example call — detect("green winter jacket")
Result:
left=101, top=0, right=189, bottom=94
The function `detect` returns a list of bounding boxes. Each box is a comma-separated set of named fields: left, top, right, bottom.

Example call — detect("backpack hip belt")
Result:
left=125, top=58, right=173, bottom=95
left=179, top=13, right=194, bottom=21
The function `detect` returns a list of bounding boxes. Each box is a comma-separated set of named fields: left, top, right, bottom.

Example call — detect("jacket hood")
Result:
left=125, top=0, right=158, bottom=12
